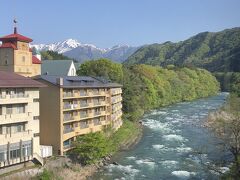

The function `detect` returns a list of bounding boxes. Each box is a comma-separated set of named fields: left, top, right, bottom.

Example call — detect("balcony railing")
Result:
left=80, top=91, right=88, bottom=96
left=10, top=94, right=29, bottom=98
left=94, top=111, right=101, bottom=116
left=63, top=115, right=74, bottom=121
left=80, top=124, right=89, bottom=129
left=64, top=104, right=72, bottom=109
left=63, top=93, right=73, bottom=98
left=63, top=128, right=74, bottom=134
left=0, top=95, right=6, bottom=99
left=80, top=103, right=88, bottom=107
left=80, top=113, right=88, bottom=118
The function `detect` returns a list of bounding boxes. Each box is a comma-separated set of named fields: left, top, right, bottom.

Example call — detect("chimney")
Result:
left=56, top=77, right=63, bottom=86
left=14, top=27, right=17, bottom=34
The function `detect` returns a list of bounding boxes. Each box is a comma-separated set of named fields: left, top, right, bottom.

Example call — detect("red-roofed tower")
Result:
left=0, top=20, right=41, bottom=77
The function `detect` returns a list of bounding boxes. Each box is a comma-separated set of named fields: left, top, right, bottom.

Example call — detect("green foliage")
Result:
left=35, top=169, right=54, bottom=180
left=41, top=50, right=72, bottom=60
left=72, top=132, right=110, bottom=165
left=108, top=120, right=140, bottom=152
left=78, top=59, right=220, bottom=121
left=214, top=72, right=240, bottom=96
left=125, top=27, right=240, bottom=73
left=77, top=58, right=123, bottom=83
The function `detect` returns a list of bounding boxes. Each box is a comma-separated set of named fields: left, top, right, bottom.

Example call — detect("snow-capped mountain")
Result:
left=31, top=39, right=139, bottom=63
left=31, top=39, right=81, bottom=54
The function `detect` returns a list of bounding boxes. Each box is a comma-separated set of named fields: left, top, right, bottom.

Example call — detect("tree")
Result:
left=77, top=58, right=123, bottom=83
left=71, top=132, right=110, bottom=165
left=207, top=94, right=240, bottom=178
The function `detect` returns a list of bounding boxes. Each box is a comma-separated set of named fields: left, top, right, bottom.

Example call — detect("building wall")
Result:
left=110, top=88, right=123, bottom=130
left=0, top=87, right=41, bottom=168
left=67, top=62, right=76, bottom=76
left=0, top=42, right=41, bottom=77
left=38, top=80, right=62, bottom=155
left=0, top=48, right=14, bottom=72
left=37, top=78, right=123, bottom=155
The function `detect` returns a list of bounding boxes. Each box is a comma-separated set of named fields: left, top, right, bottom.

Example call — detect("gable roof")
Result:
left=41, top=60, right=74, bottom=76
left=0, top=71, right=45, bottom=88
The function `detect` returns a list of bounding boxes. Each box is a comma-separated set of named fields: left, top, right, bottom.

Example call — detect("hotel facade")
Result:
left=37, top=76, right=122, bottom=155
left=0, top=71, right=45, bottom=168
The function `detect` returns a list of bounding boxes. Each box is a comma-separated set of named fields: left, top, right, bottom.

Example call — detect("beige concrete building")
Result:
left=0, top=26, right=41, bottom=77
left=0, top=71, right=45, bottom=168
left=37, top=75, right=122, bottom=155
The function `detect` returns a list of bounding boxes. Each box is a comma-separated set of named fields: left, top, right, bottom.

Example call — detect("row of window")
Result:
left=0, top=141, right=32, bottom=162
left=0, top=104, right=25, bottom=115
left=0, top=123, right=26, bottom=135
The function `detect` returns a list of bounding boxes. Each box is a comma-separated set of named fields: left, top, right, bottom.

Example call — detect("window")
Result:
left=6, top=105, right=13, bottom=114
left=16, top=104, right=25, bottom=114
left=22, top=142, right=32, bottom=157
left=71, top=69, right=75, bottom=76
left=33, top=116, right=39, bottom=120
left=34, top=133, right=39, bottom=137
left=33, top=99, right=39, bottom=102
left=5, top=60, right=8, bottom=65
left=22, top=56, right=25, bottom=62
left=0, top=106, right=2, bottom=115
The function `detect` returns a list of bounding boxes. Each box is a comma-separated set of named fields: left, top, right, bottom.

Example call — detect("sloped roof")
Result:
left=0, top=33, right=33, bottom=43
left=0, top=42, right=17, bottom=49
left=32, top=55, right=41, bottom=64
left=41, top=60, right=73, bottom=76
left=39, top=75, right=122, bottom=88
left=0, top=71, right=45, bottom=88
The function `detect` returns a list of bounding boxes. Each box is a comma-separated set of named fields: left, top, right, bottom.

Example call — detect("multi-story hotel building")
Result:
left=37, top=75, right=122, bottom=155
left=0, top=25, right=41, bottom=77
left=0, top=71, right=45, bottom=168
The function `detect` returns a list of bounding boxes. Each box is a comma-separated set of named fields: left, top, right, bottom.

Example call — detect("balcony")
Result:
left=80, top=103, right=88, bottom=108
left=80, top=113, right=88, bottom=119
left=63, top=104, right=79, bottom=110
left=80, top=124, right=89, bottom=129
left=0, top=113, right=31, bottom=124
left=63, top=115, right=74, bottom=122
left=63, top=93, right=74, bottom=98
left=0, top=94, right=30, bottom=105
left=80, top=91, right=88, bottom=96
left=0, top=130, right=33, bottom=143
left=63, top=128, right=74, bottom=134
left=10, top=94, right=29, bottom=98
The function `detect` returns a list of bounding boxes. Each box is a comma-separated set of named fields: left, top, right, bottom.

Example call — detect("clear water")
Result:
left=92, top=93, right=232, bottom=180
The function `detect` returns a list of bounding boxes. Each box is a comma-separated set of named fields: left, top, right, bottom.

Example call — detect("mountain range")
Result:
left=125, top=27, right=240, bottom=72
left=31, top=39, right=139, bottom=63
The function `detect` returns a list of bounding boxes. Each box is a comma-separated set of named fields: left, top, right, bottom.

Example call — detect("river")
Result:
left=92, top=93, right=232, bottom=180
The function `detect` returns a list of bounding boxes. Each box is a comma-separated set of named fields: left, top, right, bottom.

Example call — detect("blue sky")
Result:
left=0, top=0, right=240, bottom=48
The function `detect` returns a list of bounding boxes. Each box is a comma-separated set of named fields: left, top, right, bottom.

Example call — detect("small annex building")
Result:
left=41, top=60, right=76, bottom=76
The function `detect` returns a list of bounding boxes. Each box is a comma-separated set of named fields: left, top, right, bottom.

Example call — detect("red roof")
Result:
left=0, top=71, right=45, bottom=88
left=0, top=33, right=32, bottom=43
left=0, top=42, right=17, bottom=49
left=32, top=55, right=41, bottom=64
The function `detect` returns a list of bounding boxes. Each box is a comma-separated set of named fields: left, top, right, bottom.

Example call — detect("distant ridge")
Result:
left=32, top=39, right=139, bottom=63
left=124, top=27, right=240, bottom=72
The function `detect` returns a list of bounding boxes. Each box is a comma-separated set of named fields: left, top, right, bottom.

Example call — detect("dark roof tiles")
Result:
left=39, top=75, right=122, bottom=88
left=0, top=71, right=45, bottom=88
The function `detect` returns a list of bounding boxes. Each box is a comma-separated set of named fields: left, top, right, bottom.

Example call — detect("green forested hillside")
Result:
left=78, top=59, right=220, bottom=121
left=40, top=50, right=73, bottom=60
left=125, top=27, right=240, bottom=72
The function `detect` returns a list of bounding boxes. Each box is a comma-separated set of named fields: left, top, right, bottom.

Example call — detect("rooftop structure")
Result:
left=0, top=21, right=41, bottom=77
left=41, top=60, right=76, bottom=76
